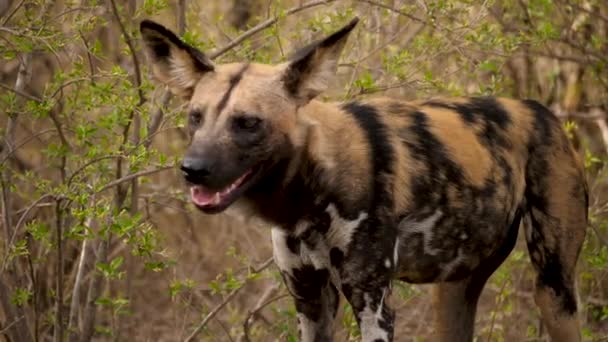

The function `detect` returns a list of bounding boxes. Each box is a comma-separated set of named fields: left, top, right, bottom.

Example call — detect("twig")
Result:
left=66, top=155, right=121, bottom=187
left=357, top=0, right=426, bottom=24
left=0, top=81, right=42, bottom=102
left=108, top=0, right=146, bottom=211
left=108, top=0, right=144, bottom=105
left=0, top=127, right=55, bottom=166
left=143, top=0, right=187, bottom=149
left=0, top=315, right=24, bottom=335
left=95, top=166, right=173, bottom=194
left=184, top=287, right=243, bottom=342
left=208, top=0, right=336, bottom=59
left=590, top=223, right=608, bottom=248
left=1, top=0, right=26, bottom=25
left=1, top=193, right=54, bottom=272
left=0, top=51, right=32, bottom=342
left=595, top=118, right=608, bottom=156
left=184, top=258, right=274, bottom=342
left=67, top=236, right=89, bottom=342
left=242, top=285, right=285, bottom=342
left=486, top=276, right=509, bottom=342
left=552, top=105, right=606, bottom=121
left=81, top=239, right=108, bottom=342
left=55, top=199, right=65, bottom=342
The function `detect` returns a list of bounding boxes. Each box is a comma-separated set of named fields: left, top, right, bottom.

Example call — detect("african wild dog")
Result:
left=140, top=17, right=587, bottom=341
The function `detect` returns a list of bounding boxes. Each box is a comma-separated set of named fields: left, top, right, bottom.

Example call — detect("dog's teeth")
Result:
left=214, top=193, right=220, bottom=203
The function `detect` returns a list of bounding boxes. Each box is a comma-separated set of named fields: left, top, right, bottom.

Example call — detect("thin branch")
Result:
left=208, top=0, right=336, bottom=59
left=96, top=166, right=173, bottom=194
left=184, top=287, right=243, bottom=342
left=357, top=0, right=426, bottom=24
left=66, top=155, right=121, bottom=187
left=54, top=199, right=65, bottom=342
left=108, top=0, right=144, bottom=105
left=0, top=51, right=32, bottom=342
left=0, top=128, right=56, bottom=164
left=552, top=106, right=606, bottom=121
left=0, top=81, right=42, bottom=102
left=0, top=315, right=24, bottom=335
left=590, top=223, right=608, bottom=248
left=184, top=257, right=274, bottom=342
left=242, top=285, right=285, bottom=342
left=80, top=239, right=108, bottom=342
left=143, top=0, right=187, bottom=149
left=108, top=0, right=147, bottom=213
left=1, top=193, right=54, bottom=272
left=1, top=0, right=26, bottom=25
left=595, top=118, right=608, bottom=156
left=67, top=217, right=92, bottom=342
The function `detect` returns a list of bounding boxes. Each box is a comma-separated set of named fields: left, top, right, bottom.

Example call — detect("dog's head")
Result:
left=140, top=18, right=358, bottom=213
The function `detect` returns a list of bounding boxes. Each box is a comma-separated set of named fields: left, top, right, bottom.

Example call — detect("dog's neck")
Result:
left=242, top=100, right=366, bottom=231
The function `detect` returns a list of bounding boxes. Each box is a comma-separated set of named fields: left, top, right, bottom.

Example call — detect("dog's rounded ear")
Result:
left=282, top=17, right=359, bottom=105
left=140, top=20, right=215, bottom=98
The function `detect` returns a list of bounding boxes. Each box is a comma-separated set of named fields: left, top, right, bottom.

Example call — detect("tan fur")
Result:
left=424, top=106, right=492, bottom=187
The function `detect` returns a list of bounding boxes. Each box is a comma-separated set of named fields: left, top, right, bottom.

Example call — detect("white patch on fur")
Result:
left=271, top=228, right=302, bottom=275
left=440, top=248, right=465, bottom=280
left=399, top=210, right=443, bottom=256
left=393, top=237, right=400, bottom=267
left=325, top=204, right=367, bottom=252
left=384, top=258, right=391, bottom=268
left=359, top=290, right=389, bottom=341
left=294, top=219, right=311, bottom=238
left=297, top=313, right=318, bottom=342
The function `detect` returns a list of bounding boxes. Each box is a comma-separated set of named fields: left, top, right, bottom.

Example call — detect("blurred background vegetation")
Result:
left=0, top=0, right=607, bottom=341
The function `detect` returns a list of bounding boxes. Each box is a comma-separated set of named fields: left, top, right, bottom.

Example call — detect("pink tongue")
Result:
left=190, top=186, right=220, bottom=207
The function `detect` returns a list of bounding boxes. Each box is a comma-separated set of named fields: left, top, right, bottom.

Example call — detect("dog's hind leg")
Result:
left=432, top=209, right=521, bottom=342
left=522, top=101, right=587, bottom=342
left=524, top=170, right=586, bottom=341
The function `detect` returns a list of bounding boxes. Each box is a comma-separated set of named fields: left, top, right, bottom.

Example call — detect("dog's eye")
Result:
left=189, top=110, right=203, bottom=126
left=233, top=116, right=262, bottom=131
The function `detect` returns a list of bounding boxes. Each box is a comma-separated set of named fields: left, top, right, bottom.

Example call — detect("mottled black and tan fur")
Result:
left=140, top=18, right=587, bottom=342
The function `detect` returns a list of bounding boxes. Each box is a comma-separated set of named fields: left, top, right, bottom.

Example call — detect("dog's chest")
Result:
left=272, top=204, right=368, bottom=285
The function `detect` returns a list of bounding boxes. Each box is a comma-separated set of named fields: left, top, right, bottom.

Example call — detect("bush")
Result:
left=0, top=0, right=606, bottom=340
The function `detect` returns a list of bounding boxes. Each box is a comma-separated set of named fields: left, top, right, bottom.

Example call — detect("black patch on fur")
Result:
left=216, top=64, right=249, bottom=113
left=312, top=211, right=331, bottom=234
left=467, top=209, right=521, bottom=292
left=525, top=201, right=577, bottom=315
left=330, top=248, right=344, bottom=268
left=341, top=283, right=353, bottom=300
left=341, top=102, right=395, bottom=210
left=536, top=253, right=578, bottom=314
left=523, top=100, right=559, bottom=214
left=341, top=102, right=397, bottom=288
left=288, top=266, right=330, bottom=321
left=405, top=111, right=464, bottom=211
left=286, top=235, right=300, bottom=255
left=423, top=97, right=512, bottom=148
left=140, top=20, right=214, bottom=72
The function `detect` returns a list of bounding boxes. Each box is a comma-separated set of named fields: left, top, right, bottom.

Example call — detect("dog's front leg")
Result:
left=339, top=221, right=397, bottom=342
left=272, top=229, right=339, bottom=342
left=341, top=279, right=394, bottom=342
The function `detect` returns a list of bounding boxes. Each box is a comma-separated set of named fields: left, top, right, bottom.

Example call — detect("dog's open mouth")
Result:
left=189, top=168, right=254, bottom=213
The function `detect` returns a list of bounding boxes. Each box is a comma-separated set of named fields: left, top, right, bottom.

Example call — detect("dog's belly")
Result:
left=395, top=209, right=513, bottom=283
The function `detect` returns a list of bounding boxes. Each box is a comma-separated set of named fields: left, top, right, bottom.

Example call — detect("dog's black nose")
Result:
left=180, top=157, right=211, bottom=181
